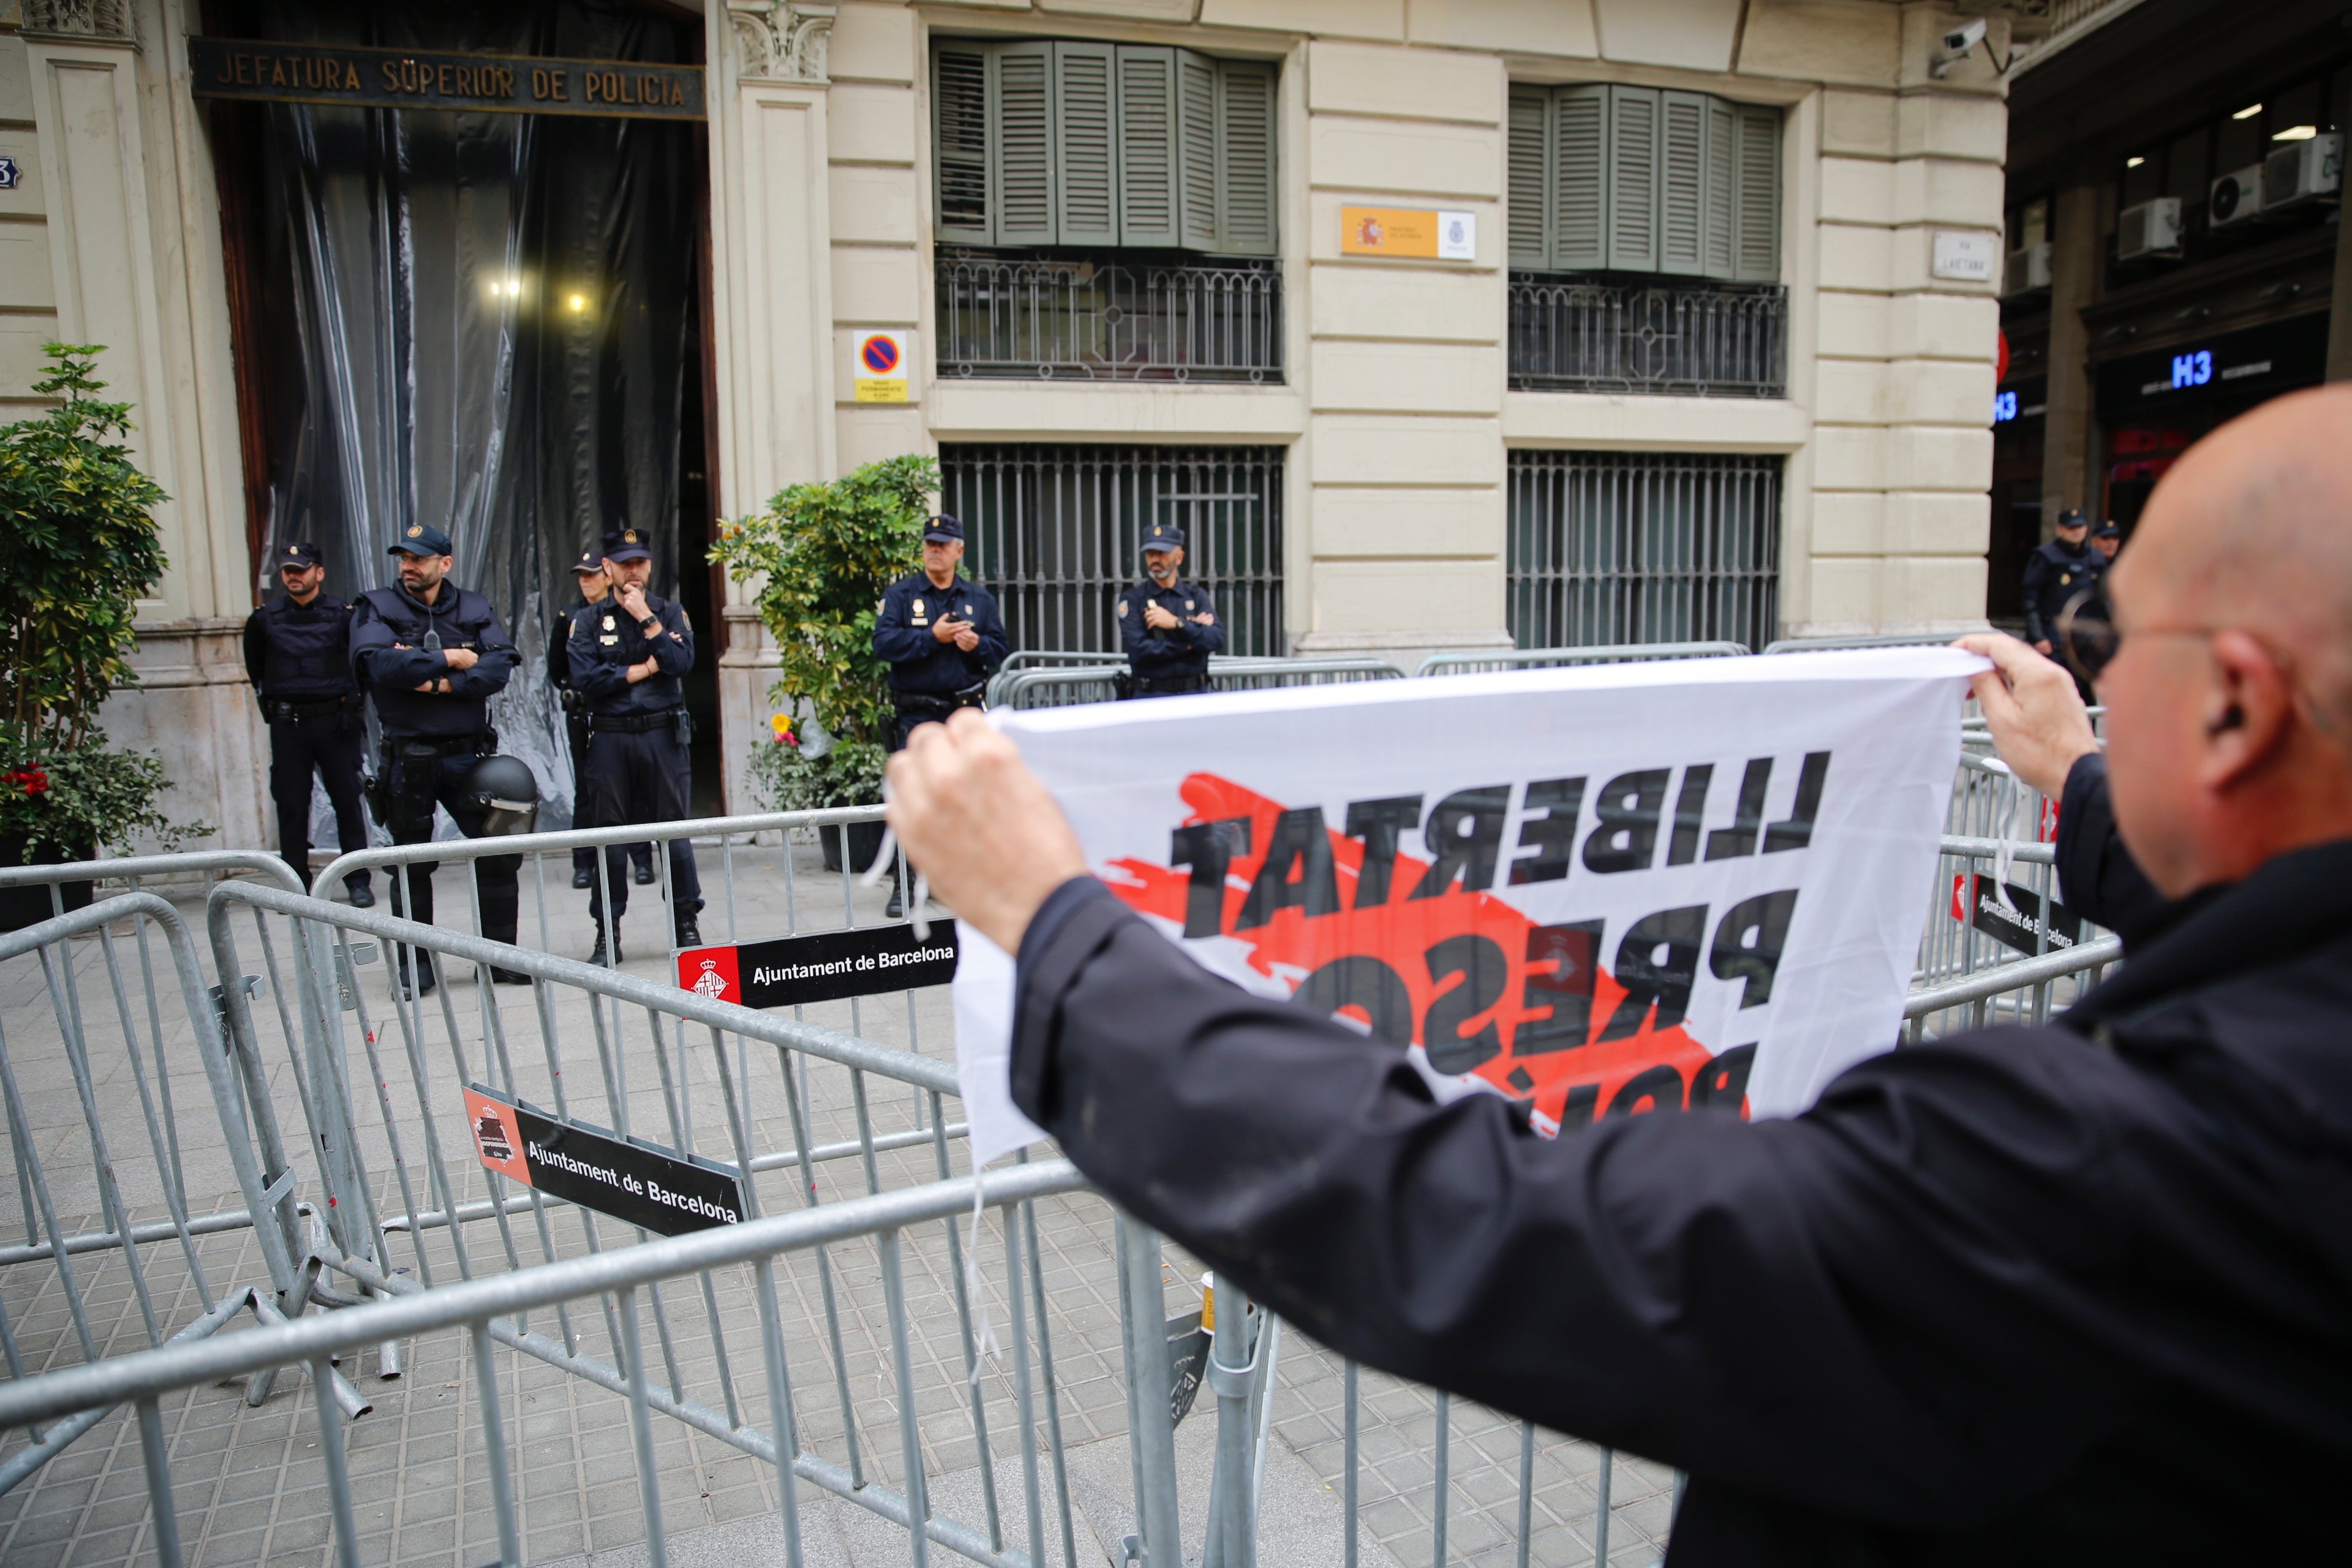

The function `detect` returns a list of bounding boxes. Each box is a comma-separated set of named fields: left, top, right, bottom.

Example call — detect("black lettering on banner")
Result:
left=1412, top=786, right=1512, bottom=899
left=1344, top=796, right=1422, bottom=908
left=1764, top=752, right=1832, bottom=853
left=1558, top=1082, right=1601, bottom=1129
left=1607, top=1063, right=1689, bottom=1116
left=1666, top=764, right=1713, bottom=866
left=1296, top=956, right=1414, bottom=1047
left=1581, top=769, right=1670, bottom=874
left=1422, top=933, right=1507, bottom=1074
left=1508, top=776, right=1586, bottom=885
left=1235, top=806, right=1340, bottom=930
left=1688, top=1044, right=1756, bottom=1113
left=1169, top=818, right=1252, bottom=937
left=1705, top=758, right=1773, bottom=860
left=1596, top=904, right=1709, bottom=1041
left=1514, top=919, right=1605, bottom=1054
left=1708, top=890, right=1800, bottom=1008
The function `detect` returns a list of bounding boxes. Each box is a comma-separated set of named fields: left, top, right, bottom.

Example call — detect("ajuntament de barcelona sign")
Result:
left=187, top=39, right=704, bottom=121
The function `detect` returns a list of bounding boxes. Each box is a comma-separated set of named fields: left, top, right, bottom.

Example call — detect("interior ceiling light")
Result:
left=2125, top=156, right=2146, bottom=167
left=2232, top=103, right=2263, bottom=119
left=2274, top=124, right=2319, bottom=141
left=567, top=293, right=587, bottom=312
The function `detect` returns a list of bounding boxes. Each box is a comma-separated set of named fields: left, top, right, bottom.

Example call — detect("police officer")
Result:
left=350, top=523, right=526, bottom=995
left=2021, top=506, right=2103, bottom=656
left=1116, top=522, right=1224, bottom=698
left=243, top=540, right=374, bottom=907
left=567, top=526, right=703, bottom=965
left=551, top=551, right=652, bottom=892
left=872, top=513, right=1008, bottom=918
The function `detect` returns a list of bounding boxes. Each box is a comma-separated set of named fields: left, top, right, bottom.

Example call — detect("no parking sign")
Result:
left=854, top=331, right=908, bottom=403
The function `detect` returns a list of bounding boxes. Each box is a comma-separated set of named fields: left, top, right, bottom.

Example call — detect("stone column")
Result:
left=2038, top=178, right=2100, bottom=534
left=2326, top=216, right=2352, bottom=382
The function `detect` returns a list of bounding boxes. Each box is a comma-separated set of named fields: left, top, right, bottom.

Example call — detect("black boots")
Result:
left=589, top=925, right=622, bottom=967
left=674, top=913, right=702, bottom=949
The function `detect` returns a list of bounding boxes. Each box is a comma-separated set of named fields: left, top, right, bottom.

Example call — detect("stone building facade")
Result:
left=0, top=0, right=2008, bottom=852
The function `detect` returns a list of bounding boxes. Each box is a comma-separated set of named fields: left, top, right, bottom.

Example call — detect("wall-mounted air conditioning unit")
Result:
left=2002, top=240, right=2052, bottom=295
left=2115, top=197, right=2183, bottom=260
left=2209, top=165, right=2264, bottom=227
left=2262, top=132, right=2343, bottom=212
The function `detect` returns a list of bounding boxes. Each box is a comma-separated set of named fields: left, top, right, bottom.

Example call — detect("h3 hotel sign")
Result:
left=188, top=39, right=704, bottom=122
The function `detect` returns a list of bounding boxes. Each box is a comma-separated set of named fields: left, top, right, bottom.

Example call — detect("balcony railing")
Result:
left=1508, top=274, right=1788, bottom=398
left=936, top=249, right=1283, bottom=384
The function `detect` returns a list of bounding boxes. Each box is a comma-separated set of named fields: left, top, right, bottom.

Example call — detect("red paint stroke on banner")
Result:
left=1104, top=774, right=1738, bottom=1132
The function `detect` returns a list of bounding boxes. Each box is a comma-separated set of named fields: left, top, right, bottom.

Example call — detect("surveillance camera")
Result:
left=1940, top=17, right=1987, bottom=54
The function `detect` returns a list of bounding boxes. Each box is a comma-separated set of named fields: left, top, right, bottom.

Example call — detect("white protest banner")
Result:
left=954, top=647, right=1983, bottom=1167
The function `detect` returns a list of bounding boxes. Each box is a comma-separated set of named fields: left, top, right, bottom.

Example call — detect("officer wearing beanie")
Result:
left=349, top=522, right=527, bottom=995
left=243, top=540, right=374, bottom=907
left=1116, top=522, right=1224, bottom=698
left=550, top=549, right=651, bottom=892
left=566, top=526, right=703, bottom=965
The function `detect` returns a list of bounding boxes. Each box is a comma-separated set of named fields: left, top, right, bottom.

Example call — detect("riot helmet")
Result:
left=459, top=755, right=540, bottom=837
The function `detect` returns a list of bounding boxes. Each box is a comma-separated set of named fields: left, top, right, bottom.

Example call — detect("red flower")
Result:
left=5, top=768, right=47, bottom=796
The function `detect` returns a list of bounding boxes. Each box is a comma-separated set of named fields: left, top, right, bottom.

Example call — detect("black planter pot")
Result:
left=818, top=820, right=888, bottom=876
left=1, top=831, right=96, bottom=935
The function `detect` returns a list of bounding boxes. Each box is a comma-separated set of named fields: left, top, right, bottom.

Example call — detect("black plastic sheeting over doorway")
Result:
left=209, top=0, right=708, bottom=835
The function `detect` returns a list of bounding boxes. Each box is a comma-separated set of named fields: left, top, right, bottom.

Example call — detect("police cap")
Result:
left=2055, top=508, right=2090, bottom=532
left=1142, top=522, right=1186, bottom=553
left=276, top=540, right=324, bottom=570
left=389, top=523, right=454, bottom=558
left=923, top=514, right=964, bottom=544
left=2094, top=522, right=2121, bottom=539
left=601, top=527, right=653, bottom=563
left=570, top=549, right=604, bottom=576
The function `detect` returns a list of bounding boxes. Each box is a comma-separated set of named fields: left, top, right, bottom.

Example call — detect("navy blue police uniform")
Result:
left=871, top=514, right=1009, bottom=750
left=2021, top=508, right=2105, bottom=649
left=348, top=524, right=524, bottom=987
left=567, top=527, right=703, bottom=958
left=551, top=551, right=650, bottom=891
left=1116, top=522, right=1226, bottom=698
left=243, top=540, right=373, bottom=905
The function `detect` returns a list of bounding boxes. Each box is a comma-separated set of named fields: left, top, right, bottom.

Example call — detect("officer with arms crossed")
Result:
left=551, top=549, right=651, bottom=892
left=243, top=540, right=374, bottom=907
left=1116, top=522, right=1224, bottom=698
left=567, top=526, right=703, bottom=965
left=872, top=513, right=1008, bottom=918
left=350, top=524, right=530, bottom=995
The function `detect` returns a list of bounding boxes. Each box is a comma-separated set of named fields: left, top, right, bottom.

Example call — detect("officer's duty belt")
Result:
left=894, top=692, right=985, bottom=718
left=269, top=694, right=361, bottom=722
left=387, top=729, right=494, bottom=756
left=1133, top=674, right=1208, bottom=695
left=590, top=707, right=685, bottom=734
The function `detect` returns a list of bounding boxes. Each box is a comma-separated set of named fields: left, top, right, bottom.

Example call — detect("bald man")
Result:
left=889, top=386, right=2352, bottom=1562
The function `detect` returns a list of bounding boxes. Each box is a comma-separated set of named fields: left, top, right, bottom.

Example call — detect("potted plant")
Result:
left=0, top=343, right=200, bottom=931
left=711, top=453, right=937, bottom=872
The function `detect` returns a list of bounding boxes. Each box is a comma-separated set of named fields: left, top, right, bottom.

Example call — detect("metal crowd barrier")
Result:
left=0, top=892, right=369, bottom=1502
left=985, top=649, right=1139, bottom=707
left=1761, top=631, right=1973, bottom=654
left=1415, top=641, right=1749, bottom=676
left=993, top=655, right=1406, bottom=712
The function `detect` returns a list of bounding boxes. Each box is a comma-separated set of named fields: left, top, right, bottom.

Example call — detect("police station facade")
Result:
left=0, top=0, right=2010, bottom=851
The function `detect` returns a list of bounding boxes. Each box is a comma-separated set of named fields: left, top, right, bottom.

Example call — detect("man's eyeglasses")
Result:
left=2053, top=589, right=2119, bottom=684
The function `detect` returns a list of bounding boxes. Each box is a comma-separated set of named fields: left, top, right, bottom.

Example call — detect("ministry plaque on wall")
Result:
left=188, top=39, right=704, bottom=121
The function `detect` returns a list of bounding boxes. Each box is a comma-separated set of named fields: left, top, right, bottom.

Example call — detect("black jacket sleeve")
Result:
left=243, top=609, right=268, bottom=694
left=2055, top=752, right=2169, bottom=945
left=1011, top=878, right=2182, bottom=1531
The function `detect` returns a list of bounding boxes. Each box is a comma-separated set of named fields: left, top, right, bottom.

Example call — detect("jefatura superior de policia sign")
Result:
left=952, top=648, right=1985, bottom=1164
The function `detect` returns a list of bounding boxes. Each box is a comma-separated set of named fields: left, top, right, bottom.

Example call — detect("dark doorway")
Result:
left=208, top=0, right=716, bottom=832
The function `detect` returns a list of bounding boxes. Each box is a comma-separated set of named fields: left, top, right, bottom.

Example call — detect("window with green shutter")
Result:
left=930, top=39, right=1279, bottom=254
left=1507, top=82, right=1779, bottom=283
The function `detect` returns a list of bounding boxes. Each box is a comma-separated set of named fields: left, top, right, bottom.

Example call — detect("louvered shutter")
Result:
left=991, top=42, right=1057, bottom=246
left=1507, top=85, right=1551, bottom=270
left=1213, top=59, right=1278, bottom=255
left=1657, top=91, right=1708, bottom=276
left=1605, top=86, right=1660, bottom=273
left=1054, top=42, right=1120, bottom=246
left=1115, top=46, right=1179, bottom=246
left=1551, top=85, right=1607, bottom=271
left=935, top=43, right=993, bottom=244
left=1177, top=50, right=1219, bottom=251
left=1732, top=104, right=1781, bottom=282
left=1702, top=96, right=1738, bottom=279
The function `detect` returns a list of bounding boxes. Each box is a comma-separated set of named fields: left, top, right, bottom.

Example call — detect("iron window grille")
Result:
left=1507, top=450, right=1781, bottom=650
left=937, top=247, right=1283, bottom=383
left=1509, top=273, right=1788, bottom=397
left=941, top=443, right=1285, bottom=658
